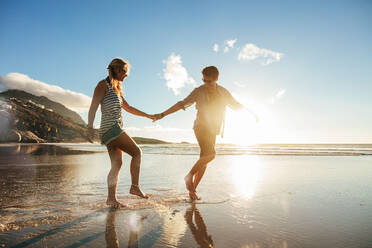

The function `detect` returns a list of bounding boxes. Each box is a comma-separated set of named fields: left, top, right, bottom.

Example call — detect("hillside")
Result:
left=0, top=90, right=85, bottom=125
left=0, top=93, right=97, bottom=143
left=0, top=90, right=170, bottom=144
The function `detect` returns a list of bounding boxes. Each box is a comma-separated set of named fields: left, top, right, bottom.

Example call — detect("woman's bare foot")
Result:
left=106, top=199, right=128, bottom=208
left=184, top=174, right=195, bottom=192
left=130, top=185, right=149, bottom=199
left=189, top=191, right=201, bottom=201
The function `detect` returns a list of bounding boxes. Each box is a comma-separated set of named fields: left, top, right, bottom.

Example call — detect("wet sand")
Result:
left=1, top=143, right=372, bottom=247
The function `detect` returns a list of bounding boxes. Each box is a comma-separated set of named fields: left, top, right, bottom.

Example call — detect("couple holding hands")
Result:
left=88, top=57, right=254, bottom=208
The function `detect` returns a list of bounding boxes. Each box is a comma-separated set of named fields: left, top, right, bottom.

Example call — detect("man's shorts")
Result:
left=194, top=126, right=216, bottom=157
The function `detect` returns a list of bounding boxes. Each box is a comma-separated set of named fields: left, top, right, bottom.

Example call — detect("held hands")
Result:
left=145, top=113, right=166, bottom=122
left=149, top=113, right=164, bottom=122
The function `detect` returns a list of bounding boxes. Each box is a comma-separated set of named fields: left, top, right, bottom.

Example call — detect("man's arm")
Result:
left=222, top=87, right=259, bottom=122
left=154, top=88, right=199, bottom=121
left=160, top=103, right=183, bottom=118
left=223, top=88, right=244, bottom=110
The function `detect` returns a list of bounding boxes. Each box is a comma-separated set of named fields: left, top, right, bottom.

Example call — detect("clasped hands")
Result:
left=148, top=113, right=164, bottom=122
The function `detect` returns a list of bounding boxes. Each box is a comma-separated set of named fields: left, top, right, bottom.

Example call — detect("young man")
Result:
left=154, top=66, right=250, bottom=200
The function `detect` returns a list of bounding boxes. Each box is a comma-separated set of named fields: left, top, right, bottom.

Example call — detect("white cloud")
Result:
left=163, top=53, right=196, bottom=95
left=0, top=73, right=91, bottom=111
left=213, top=44, right=219, bottom=52
left=271, top=89, right=286, bottom=104
left=276, top=89, right=286, bottom=98
left=226, top=39, right=237, bottom=48
left=125, top=124, right=194, bottom=143
left=126, top=124, right=182, bottom=132
left=238, top=43, right=283, bottom=65
left=233, top=81, right=246, bottom=88
left=223, top=39, right=237, bottom=53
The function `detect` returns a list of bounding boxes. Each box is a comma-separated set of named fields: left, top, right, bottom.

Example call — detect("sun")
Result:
left=221, top=100, right=275, bottom=145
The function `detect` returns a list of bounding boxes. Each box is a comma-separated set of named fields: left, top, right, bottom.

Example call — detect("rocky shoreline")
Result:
left=0, top=92, right=97, bottom=143
left=0, top=90, right=171, bottom=144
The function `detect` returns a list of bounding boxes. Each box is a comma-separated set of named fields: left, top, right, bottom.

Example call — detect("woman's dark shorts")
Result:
left=194, top=126, right=216, bottom=157
left=100, top=123, right=124, bottom=145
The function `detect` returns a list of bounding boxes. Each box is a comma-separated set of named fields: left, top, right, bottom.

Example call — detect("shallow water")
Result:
left=1, top=143, right=372, bottom=247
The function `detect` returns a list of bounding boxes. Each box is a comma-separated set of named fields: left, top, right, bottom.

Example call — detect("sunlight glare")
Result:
left=230, top=156, right=263, bottom=199
left=221, top=92, right=280, bottom=145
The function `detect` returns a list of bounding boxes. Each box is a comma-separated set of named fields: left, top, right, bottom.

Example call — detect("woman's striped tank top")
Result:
left=99, top=77, right=123, bottom=137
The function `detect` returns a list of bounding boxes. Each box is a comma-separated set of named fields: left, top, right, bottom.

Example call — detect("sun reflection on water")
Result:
left=230, top=156, right=263, bottom=199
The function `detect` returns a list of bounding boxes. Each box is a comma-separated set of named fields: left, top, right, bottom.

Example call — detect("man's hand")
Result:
left=243, top=106, right=259, bottom=123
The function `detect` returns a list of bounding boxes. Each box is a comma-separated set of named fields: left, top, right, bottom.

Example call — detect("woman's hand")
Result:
left=87, top=127, right=95, bottom=143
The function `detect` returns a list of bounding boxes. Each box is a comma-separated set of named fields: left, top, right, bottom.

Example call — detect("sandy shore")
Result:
left=1, top=144, right=372, bottom=247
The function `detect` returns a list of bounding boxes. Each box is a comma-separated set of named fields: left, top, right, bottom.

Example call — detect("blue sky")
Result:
left=0, top=0, right=371, bottom=143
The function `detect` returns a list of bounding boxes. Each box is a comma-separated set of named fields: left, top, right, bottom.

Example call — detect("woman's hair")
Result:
left=107, top=58, right=131, bottom=97
left=202, top=66, right=219, bottom=79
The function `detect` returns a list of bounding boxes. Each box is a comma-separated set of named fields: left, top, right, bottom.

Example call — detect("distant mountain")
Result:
left=0, top=90, right=85, bottom=125
left=0, top=90, right=96, bottom=143
left=133, top=137, right=171, bottom=144
left=0, top=89, right=170, bottom=144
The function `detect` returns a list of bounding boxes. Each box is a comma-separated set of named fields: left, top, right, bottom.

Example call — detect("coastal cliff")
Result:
left=0, top=90, right=97, bottom=143
left=0, top=90, right=170, bottom=144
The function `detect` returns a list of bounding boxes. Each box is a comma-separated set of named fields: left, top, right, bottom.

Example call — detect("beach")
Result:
left=1, top=143, right=372, bottom=247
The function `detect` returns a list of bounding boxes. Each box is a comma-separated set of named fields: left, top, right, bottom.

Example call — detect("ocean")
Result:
left=0, top=143, right=372, bottom=247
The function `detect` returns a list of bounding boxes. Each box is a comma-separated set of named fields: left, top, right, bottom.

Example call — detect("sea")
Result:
left=0, top=143, right=372, bottom=247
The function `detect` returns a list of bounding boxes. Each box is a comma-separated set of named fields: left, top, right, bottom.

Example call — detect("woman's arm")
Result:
left=88, top=81, right=106, bottom=128
left=86, top=81, right=106, bottom=142
left=121, top=96, right=154, bottom=119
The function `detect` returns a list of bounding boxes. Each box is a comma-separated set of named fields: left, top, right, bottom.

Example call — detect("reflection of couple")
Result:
left=185, top=204, right=214, bottom=248
left=105, top=209, right=146, bottom=248
left=88, top=57, right=255, bottom=207
left=105, top=204, right=213, bottom=248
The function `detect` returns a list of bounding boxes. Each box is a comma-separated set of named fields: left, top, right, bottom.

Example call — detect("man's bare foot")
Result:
left=184, top=174, right=195, bottom=192
left=130, top=185, right=149, bottom=199
left=106, top=199, right=128, bottom=208
left=189, top=191, right=201, bottom=201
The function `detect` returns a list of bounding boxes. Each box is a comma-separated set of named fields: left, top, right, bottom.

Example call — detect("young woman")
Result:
left=154, top=66, right=256, bottom=200
left=88, top=58, right=154, bottom=208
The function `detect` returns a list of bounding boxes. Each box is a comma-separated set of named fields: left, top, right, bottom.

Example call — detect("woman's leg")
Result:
left=109, top=131, right=148, bottom=198
left=106, top=144, right=127, bottom=207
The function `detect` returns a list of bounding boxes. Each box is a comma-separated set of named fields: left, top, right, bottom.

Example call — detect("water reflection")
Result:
left=105, top=208, right=120, bottom=248
left=230, top=156, right=263, bottom=199
left=0, top=144, right=99, bottom=157
left=104, top=205, right=213, bottom=248
left=185, top=203, right=214, bottom=248
left=0, top=144, right=109, bottom=229
left=158, top=208, right=187, bottom=247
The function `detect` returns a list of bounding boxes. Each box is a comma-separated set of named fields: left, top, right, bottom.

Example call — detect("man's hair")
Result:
left=202, top=66, right=219, bottom=78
